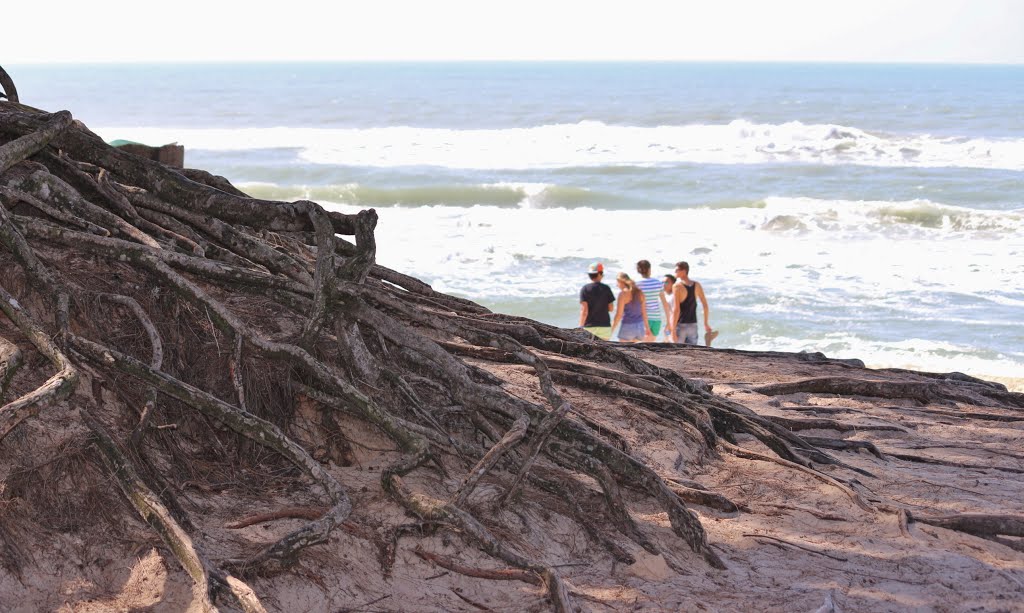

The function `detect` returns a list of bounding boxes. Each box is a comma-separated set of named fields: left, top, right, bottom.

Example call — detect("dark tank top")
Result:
left=677, top=282, right=697, bottom=324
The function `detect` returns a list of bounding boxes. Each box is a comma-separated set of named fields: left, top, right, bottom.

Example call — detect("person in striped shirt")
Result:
left=635, top=260, right=667, bottom=341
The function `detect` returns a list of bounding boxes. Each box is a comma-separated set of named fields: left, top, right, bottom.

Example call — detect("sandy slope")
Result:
left=2, top=343, right=1022, bottom=612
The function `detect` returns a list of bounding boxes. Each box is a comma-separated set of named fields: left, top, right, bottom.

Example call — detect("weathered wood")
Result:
left=0, top=111, right=69, bottom=173
left=69, top=334, right=352, bottom=573
left=452, top=414, right=529, bottom=507
left=113, top=142, right=184, bottom=168
left=766, top=415, right=906, bottom=433
left=86, top=413, right=220, bottom=612
left=800, top=436, right=885, bottom=459
left=754, top=376, right=1013, bottom=408
left=8, top=168, right=161, bottom=249
left=414, top=547, right=543, bottom=585
left=908, top=512, right=1024, bottom=538
left=299, top=206, right=337, bottom=347
left=0, top=185, right=110, bottom=235
left=388, top=475, right=575, bottom=613
left=0, top=65, right=19, bottom=103
left=0, top=285, right=78, bottom=442
left=0, top=335, right=22, bottom=401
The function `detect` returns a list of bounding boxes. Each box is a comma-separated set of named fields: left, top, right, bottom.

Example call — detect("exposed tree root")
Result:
left=85, top=411, right=266, bottom=613
left=721, top=441, right=873, bottom=512
left=414, top=547, right=543, bottom=585
left=0, top=111, right=71, bottom=173
left=633, top=342, right=866, bottom=368
left=800, top=436, right=885, bottom=459
left=389, top=475, right=575, bottom=613
left=225, top=507, right=331, bottom=529
left=907, top=512, right=1024, bottom=550
left=94, top=293, right=163, bottom=446
left=753, top=376, right=1018, bottom=408
left=743, top=533, right=848, bottom=562
left=0, top=334, right=21, bottom=400
left=881, top=449, right=1024, bottom=475
left=0, top=285, right=78, bottom=441
left=753, top=502, right=846, bottom=522
left=667, top=481, right=741, bottom=513
left=897, top=508, right=911, bottom=538
left=0, top=66, right=18, bottom=104
left=883, top=404, right=1024, bottom=423
left=69, top=334, right=353, bottom=575
left=778, top=405, right=857, bottom=415
left=765, top=415, right=906, bottom=433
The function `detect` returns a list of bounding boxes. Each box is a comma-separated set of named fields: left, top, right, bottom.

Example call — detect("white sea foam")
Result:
left=94, top=120, right=1024, bottom=171
left=743, top=333, right=1024, bottom=384
left=307, top=197, right=1024, bottom=383
left=314, top=197, right=1024, bottom=303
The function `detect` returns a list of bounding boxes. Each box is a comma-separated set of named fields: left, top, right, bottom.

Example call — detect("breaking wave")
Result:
left=95, top=120, right=1024, bottom=171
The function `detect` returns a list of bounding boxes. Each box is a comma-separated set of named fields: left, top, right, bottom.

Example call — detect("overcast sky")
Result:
left=6, top=0, right=1024, bottom=64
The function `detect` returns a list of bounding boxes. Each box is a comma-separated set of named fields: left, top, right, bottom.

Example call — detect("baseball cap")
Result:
left=586, top=262, right=604, bottom=274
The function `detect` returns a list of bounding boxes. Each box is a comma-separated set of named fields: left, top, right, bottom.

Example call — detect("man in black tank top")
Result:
left=668, top=261, right=713, bottom=345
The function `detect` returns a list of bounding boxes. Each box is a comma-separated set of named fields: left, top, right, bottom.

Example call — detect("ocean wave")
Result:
left=94, top=120, right=1024, bottom=171
left=315, top=199, right=1023, bottom=297
left=239, top=181, right=607, bottom=209
left=748, top=197, right=1024, bottom=236
left=243, top=183, right=1023, bottom=238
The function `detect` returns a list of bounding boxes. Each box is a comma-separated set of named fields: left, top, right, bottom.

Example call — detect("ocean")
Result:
left=9, top=62, right=1024, bottom=387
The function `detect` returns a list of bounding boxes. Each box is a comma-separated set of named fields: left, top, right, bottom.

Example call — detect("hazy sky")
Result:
left=6, top=0, right=1024, bottom=64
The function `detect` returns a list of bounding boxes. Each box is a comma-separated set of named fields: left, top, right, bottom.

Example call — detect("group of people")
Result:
left=578, top=260, right=719, bottom=345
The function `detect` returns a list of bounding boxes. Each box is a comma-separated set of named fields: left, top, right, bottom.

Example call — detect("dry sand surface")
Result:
left=2, top=344, right=1022, bottom=613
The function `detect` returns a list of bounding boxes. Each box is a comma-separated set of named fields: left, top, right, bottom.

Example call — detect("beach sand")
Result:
left=3, top=343, right=1021, bottom=612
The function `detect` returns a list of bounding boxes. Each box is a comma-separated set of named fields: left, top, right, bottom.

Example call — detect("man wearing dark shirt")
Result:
left=579, top=262, right=615, bottom=340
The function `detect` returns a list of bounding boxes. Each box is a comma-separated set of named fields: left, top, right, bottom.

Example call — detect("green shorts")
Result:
left=648, top=320, right=662, bottom=337
left=584, top=326, right=612, bottom=341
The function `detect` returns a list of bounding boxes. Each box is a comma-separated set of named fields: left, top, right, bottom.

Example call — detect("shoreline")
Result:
left=468, top=294, right=1024, bottom=393
left=632, top=342, right=1024, bottom=393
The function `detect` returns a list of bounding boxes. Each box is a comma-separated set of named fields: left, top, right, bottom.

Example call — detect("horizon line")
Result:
left=6, top=58, right=1024, bottom=67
